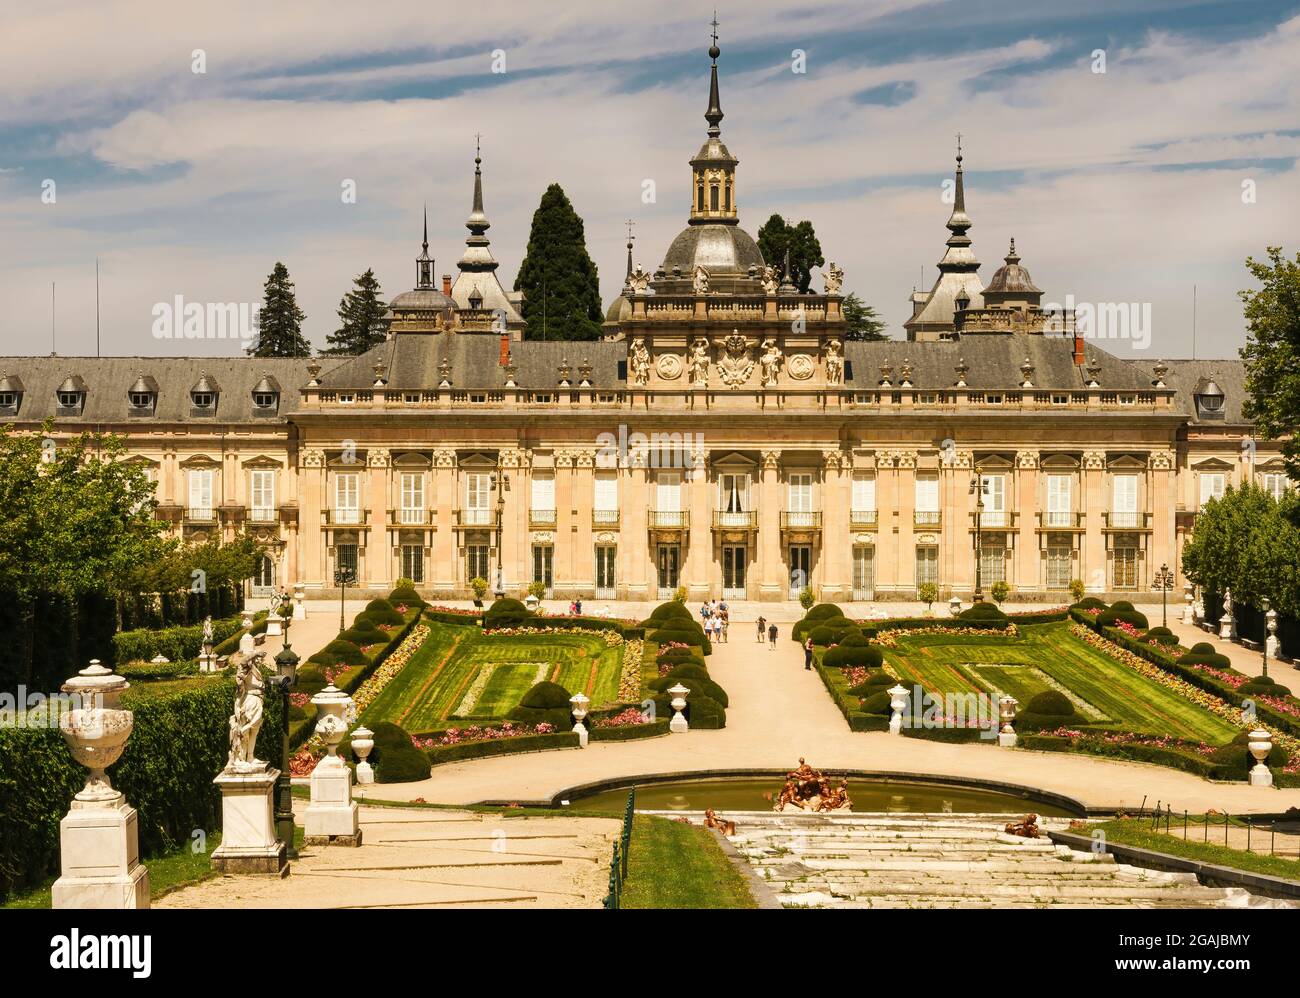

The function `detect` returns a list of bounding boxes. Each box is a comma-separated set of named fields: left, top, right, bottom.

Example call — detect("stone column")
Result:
left=1082, top=450, right=1107, bottom=593
left=758, top=450, right=783, bottom=600
left=686, top=449, right=711, bottom=598
left=366, top=448, right=391, bottom=590
left=875, top=452, right=899, bottom=592
left=820, top=451, right=849, bottom=600
left=1149, top=450, right=1175, bottom=585
left=896, top=451, right=918, bottom=595
left=299, top=449, right=326, bottom=589
left=555, top=449, right=576, bottom=593
left=624, top=451, right=650, bottom=599
left=1015, top=450, right=1039, bottom=592
left=573, top=449, right=596, bottom=595
left=433, top=449, right=457, bottom=593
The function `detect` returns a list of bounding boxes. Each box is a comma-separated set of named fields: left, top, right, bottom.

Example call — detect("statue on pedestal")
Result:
left=225, top=652, right=268, bottom=772
left=823, top=262, right=844, bottom=295
left=689, top=337, right=711, bottom=388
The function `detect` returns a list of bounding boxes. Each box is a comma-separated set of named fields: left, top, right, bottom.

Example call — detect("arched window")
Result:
left=725, top=183, right=732, bottom=211
left=697, top=184, right=705, bottom=212
left=710, top=185, right=719, bottom=211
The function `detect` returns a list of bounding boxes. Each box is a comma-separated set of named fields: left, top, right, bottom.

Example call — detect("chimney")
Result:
left=499, top=334, right=511, bottom=367
left=442, top=274, right=453, bottom=295
left=1072, top=332, right=1086, bottom=366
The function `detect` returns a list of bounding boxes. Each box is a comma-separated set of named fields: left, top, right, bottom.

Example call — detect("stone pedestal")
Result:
left=304, top=757, right=361, bottom=846
left=1182, top=587, right=1195, bottom=627
left=997, top=731, right=1018, bottom=748
left=668, top=684, right=689, bottom=733
left=1219, top=615, right=1236, bottom=641
left=198, top=651, right=219, bottom=673
left=211, top=767, right=288, bottom=875
left=293, top=583, right=307, bottom=620
left=266, top=612, right=283, bottom=638
left=1248, top=730, right=1274, bottom=788
left=52, top=796, right=150, bottom=909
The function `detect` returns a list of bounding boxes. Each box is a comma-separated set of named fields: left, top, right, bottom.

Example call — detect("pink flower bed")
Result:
left=1044, top=726, right=1217, bottom=757
left=416, top=721, right=557, bottom=748
left=595, top=707, right=651, bottom=728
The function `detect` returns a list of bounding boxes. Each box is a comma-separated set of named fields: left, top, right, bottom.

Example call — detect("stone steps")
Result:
left=673, top=810, right=1292, bottom=910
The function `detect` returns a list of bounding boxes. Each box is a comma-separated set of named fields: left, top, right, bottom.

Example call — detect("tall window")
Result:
left=710, top=184, right=719, bottom=211
left=188, top=469, right=214, bottom=518
left=252, top=554, right=275, bottom=596
left=465, top=472, right=491, bottom=526
left=594, top=472, right=618, bottom=524
left=1113, top=543, right=1139, bottom=589
left=336, top=543, right=359, bottom=576
left=532, top=545, right=553, bottom=589
left=1046, top=543, right=1072, bottom=589
left=719, top=473, right=750, bottom=526
left=1046, top=474, right=1072, bottom=527
left=335, top=472, right=360, bottom=524
left=250, top=470, right=275, bottom=522
left=400, top=472, right=424, bottom=524
left=915, top=545, right=938, bottom=587
left=852, top=472, right=876, bottom=525
left=787, top=473, right=813, bottom=527
left=981, top=474, right=1006, bottom=528
left=1111, top=473, right=1138, bottom=528
left=530, top=471, right=555, bottom=516
left=656, top=472, right=682, bottom=525
left=1198, top=472, right=1226, bottom=508
left=466, top=545, right=489, bottom=583
left=1260, top=472, right=1288, bottom=500
left=915, top=473, right=939, bottom=525
left=979, top=542, right=1006, bottom=585
left=401, top=544, right=424, bottom=583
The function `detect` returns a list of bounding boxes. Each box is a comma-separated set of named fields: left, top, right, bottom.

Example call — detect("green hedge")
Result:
left=117, top=658, right=199, bottom=681
left=112, top=614, right=245, bottom=666
left=426, top=731, right=581, bottom=765
left=1019, top=733, right=1220, bottom=778
left=0, top=676, right=284, bottom=902
left=589, top=719, right=671, bottom=742
left=212, top=614, right=269, bottom=656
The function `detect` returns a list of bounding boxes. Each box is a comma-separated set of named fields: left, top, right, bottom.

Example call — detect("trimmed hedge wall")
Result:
left=589, top=719, right=671, bottom=742
left=426, top=730, right=581, bottom=765
left=0, top=676, right=284, bottom=902
left=112, top=614, right=245, bottom=666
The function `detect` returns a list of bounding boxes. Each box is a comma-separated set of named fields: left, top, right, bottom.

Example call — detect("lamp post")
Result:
left=969, top=473, right=988, bottom=602
left=334, top=565, right=356, bottom=633
left=1154, top=563, right=1175, bottom=629
left=271, top=591, right=299, bottom=859
left=1261, top=596, right=1271, bottom=680
left=491, top=469, right=510, bottom=598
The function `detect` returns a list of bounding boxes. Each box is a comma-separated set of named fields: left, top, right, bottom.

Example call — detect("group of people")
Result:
left=699, top=599, right=730, bottom=642
left=755, top=615, right=779, bottom=648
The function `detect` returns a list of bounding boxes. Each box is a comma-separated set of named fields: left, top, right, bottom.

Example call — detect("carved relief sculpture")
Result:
left=629, top=337, right=651, bottom=387
left=824, top=262, right=844, bottom=295
left=760, top=264, right=779, bottom=295
left=759, top=338, right=782, bottom=387
left=628, top=264, right=650, bottom=294
left=693, top=265, right=710, bottom=294
left=716, top=331, right=754, bottom=388
left=689, top=337, right=711, bottom=388
left=824, top=338, right=843, bottom=385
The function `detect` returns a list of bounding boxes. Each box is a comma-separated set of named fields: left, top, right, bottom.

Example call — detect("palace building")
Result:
left=0, top=35, right=1287, bottom=604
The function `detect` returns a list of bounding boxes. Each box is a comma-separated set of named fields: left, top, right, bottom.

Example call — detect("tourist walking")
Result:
left=756, top=615, right=766, bottom=642
left=768, top=622, right=778, bottom=649
left=803, top=636, right=814, bottom=670
left=720, top=609, right=729, bottom=643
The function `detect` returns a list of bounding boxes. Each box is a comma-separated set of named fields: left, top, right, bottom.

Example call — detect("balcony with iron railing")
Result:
left=528, top=508, right=557, bottom=528
left=592, top=508, right=620, bottom=528
left=1103, top=511, right=1152, bottom=530
left=323, top=508, right=368, bottom=526
left=246, top=506, right=279, bottom=524
left=850, top=509, right=878, bottom=529
left=712, top=509, right=758, bottom=530
left=968, top=510, right=1018, bottom=531
left=455, top=508, right=494, bottom=528
left=388, top=507, right=433, bottom=526
left=648, top=509, right=690, bottom=530
left=780, top=510, right=821, bottom=531
left=1037, top=511, right=1085, bottom=530
left=914, top=510, right=941, bottom=527
left=184, top=506, right=216, bottom=524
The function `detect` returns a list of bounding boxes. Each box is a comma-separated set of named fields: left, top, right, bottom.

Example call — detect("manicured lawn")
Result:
left=881, top=623, right=1237, bottom=744
left=620, top=815, right=756, bottom=909
left=1086, top=819, right=1300, bottom=883
left=360, top=621, right=627, bottom=733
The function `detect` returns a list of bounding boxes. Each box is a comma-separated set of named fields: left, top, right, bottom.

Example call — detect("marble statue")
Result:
left=628, top=264, right=650, bottom=294
left=629, top=337, right=651, bottom=387
left=692, top=265, right=710, bottom=295
left=225, top=652, right=268, bottom=772
left=824, top=262, right=844, bottom=295
left=824, top=338, right=843, bottom=385
left=759, top=338, right=782, bottom=387
left=201, top=615, right=214, bottom=649
left=689, top=337, right=711, bottom=388
left=760, top=264, right=779, bottom=295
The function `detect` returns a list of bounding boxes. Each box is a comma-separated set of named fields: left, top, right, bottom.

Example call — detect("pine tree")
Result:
left=756, top=215, right=824, bottom=293
left=842, top=292, right=889, bottom=341
left=322, top=268, right=389, bottom=355
left=514, top=184, right=602, bottom=340
left=247, top=262, right=311, bottom=357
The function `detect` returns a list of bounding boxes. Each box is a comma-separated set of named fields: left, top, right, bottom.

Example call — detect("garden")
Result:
left=797, top=598, right=1300, bottom=785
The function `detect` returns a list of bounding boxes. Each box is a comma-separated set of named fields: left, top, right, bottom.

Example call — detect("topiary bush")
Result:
left=685, top=694, right=726, bottom=729
left=823, top=632, right=884, bottom=669
left=1014, top=690, right=1084, bottom=732
left=1097, top=604, right=1149, bottom=630
left=858, top=690, right=894, bottom=715
left=321, top=639, right=365, bottom=661
left=369, top=721, right=432, bottom=783
left=1240, top=676, right=1293, bottom=698
left=506, top=680, right=574, bottom=729
left=388, top=585, right=424, bottom=608
left=1140, top=626, right=1179, bottom=646
left=358, top=608, right=405, bottom=627
left=484, top=597, right=531, bottom=630
left=958, top=602, right=1009, bottom=623
left=650, top=673, right=729, bottom=709
left=365, top=598, right=395, bottom=612
left=1176, top=643, right=1232, bottom=669
left=1071, top=597, right=1107, bottom=611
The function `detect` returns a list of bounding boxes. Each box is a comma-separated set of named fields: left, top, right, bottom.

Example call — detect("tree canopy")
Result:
left=514, top=184, right=603, bottom=341
left=842, top=292, right=888, bottom=341
left=248, top=261, right=311, bottom=357
left=1240, top=246, right=1300, bottom=483
left=756, top=215, right=824, bottom=293
left=322, top=268, right=389, bottom=355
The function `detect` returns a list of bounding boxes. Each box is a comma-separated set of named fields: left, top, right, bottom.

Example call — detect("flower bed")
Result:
left=616, top=639, right=645, bottom=701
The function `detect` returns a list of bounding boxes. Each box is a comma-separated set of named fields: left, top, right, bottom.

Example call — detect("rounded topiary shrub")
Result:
left=646, top=601, right=694, bottom=626
left=359, top=608, right=405, bottom=627
left=1240, top=676, right=1292, bottom=698
left=1071, top=597, right=1107, bottom=611
left=848, top=673, right=897, bottom=697
left=804, top=603, right=842, bottom=623
left=959, top=602, right=1008, bottom=622
left=505, top=680, right=574, bottom=730
left=1014, top=690, right=1082, bottom=732
left=858, top=691, right=894, bottom=716
left=365, top=598, right=395, bottom=612
left=295, top=663, right=327, bottom=694
left=650, top=673, right=729, bottom=708
left=389, top=586, right=424, bottom=607
left=822, top=640, right=884, bottom=670
left=1097, top=605, right=1149, bottom=630
left=663, top=663, right=710, bottom=683
left=517, top=681, right=572, bottom=710
left=369, top=722, right=431, bottom=783
left=1177, top=643, right=1231, bottom=669
left=685, top=694, right=726, bottom=729
left=484, top=597, right=531, bottom=630
left=322, top=639, right=364, bottom=660
left=1140, top=626, right=1179, bottom=646
left=340, top=626, right=382, bottom=645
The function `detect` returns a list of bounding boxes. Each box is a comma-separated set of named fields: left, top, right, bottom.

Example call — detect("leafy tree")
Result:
left=756, top=215, right=824, bottom=293
left=514, top=184, right=602, bottom=340
left=322, top=268, right=389, bottom=355
left=842, top=292, right=888, bottom=340
left=247, top=261, right=311, bottom=357
left=0, top=425, right=167, bottom=686
left=1240, top=247, right=1300, bottom=484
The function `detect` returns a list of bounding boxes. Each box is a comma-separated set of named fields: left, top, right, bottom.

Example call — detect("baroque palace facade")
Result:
left=0, top=37, right=1288, bottom=604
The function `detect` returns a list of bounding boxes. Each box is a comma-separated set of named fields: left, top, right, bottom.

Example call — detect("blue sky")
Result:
left=0, top=0, right=1297, bottom=358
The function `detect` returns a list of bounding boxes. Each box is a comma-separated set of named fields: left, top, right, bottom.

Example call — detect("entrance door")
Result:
left=723, top=546, right=746, bottom=599
left=852, top=546, right=874, bottom=600
left=532, top=545, right=553, bottom=594
left=251, top=554, right=275, bottom=598
left=595, top=547, right=616, bottom=599
left=788, top=545, right=811, bottom=598
left=657, top=544, right=680, bottom=599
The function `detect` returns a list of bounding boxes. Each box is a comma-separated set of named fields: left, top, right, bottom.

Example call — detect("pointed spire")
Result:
left=624, top=219, right=636, bottom=285
left=1004, top=237, right=1019, bottom=265
left=458, top=138, right=499, bottom=275
left=945, top=135, right=972, bottom=250
left=416, top=203, right=434, bottom=288
left=705, top=12, right=723, bottom=137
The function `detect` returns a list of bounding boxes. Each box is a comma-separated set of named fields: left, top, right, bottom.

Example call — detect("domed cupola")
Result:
left=982, top=238, right=1043, bottom=309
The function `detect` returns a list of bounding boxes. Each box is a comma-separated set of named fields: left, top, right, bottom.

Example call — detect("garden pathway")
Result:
left=382, top=605, right=1297, bottom=816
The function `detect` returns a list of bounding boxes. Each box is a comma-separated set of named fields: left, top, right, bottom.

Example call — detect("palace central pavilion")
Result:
left=0, top=35, right=1286, bottom=604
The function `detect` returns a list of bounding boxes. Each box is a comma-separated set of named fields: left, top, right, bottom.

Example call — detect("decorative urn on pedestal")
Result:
left=668, top=683, right=690, bottom=733
left=997, top=695, right=1019, bottom=748
left=351, top=725, right=375, bottom=785
left=1247, top=729, right=1274, bottom=787
left=303, top=684, right=362, bottom=845
left=948, top=596, right=962, bottom=618
left=569, top=692, right=590, bottom=748
left=887, top=684, right=910, bottom=735
left=292, top=582, right=307, bottom=620
left=52, top=660, right=150, bottom=908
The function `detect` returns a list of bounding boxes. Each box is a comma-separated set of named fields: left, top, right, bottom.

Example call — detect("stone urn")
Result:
left=350, top=725, right=375, bottom=785
left=240, top=607, right=255, bottom=631
left=948, top=596, right=962, bottom=618
left=1247, top=729, right=1273, bottom=787
left=997, top=695, right=1019, bottom=748
left=569, top=692, right=590, bottom=748
left=292, top=582, right=307, bottom=620
left=887, top=684, right=909, bottom=735
left=60, top=661, right=133, bottom=804
left=311, top=684, right=353, bottom=762
left=668, top=683, right=690, bottom=733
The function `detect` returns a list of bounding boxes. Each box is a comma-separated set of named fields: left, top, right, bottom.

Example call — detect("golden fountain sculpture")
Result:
left=769, top=759, right=853, bottom=813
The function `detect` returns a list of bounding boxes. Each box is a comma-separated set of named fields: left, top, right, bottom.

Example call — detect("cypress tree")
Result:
left=322, top=268, right=389, bottom=355
left=514, top=184, right=602, bottom=340
left=247, top=261, right=311, bottom=357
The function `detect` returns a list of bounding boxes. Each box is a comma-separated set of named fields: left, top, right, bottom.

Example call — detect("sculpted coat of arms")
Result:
left=715, top=331, right=754, bottom=388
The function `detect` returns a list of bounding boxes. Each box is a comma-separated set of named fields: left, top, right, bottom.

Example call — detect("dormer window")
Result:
left=1198, top=395, right=1222, bottom=413
left=0, top=374, right=23, bottom=411
left=189, top=372, right=220, bottom=413
left=468, top=291, right=483, bottom=310
left=250, top=372, right=280, bottom=413
left=127, top=373, right=158, bottom=412
left=192, top=392, right=214, bottom=408
left=253, top=391, right=277, bottom=408
left=129, top=392, right=153, bottom=408
left=55, top=374, right=87, bottom=412
left=1193, top=375, right=1226, bottom=419
left=0, top=392, right=15, bottom=408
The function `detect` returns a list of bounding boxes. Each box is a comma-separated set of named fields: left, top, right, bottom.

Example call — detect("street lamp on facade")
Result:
left=270, top=590, right=299, bottom=859
left=491, top=470, right=510, bottom=598
left=334, top=565, right=356, bottom=632
left=969, top=473, right=988, bottom=602
left=1261, top=596, right=1272, bottom=680
left=1154, top=563, right=1175, bottom=629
